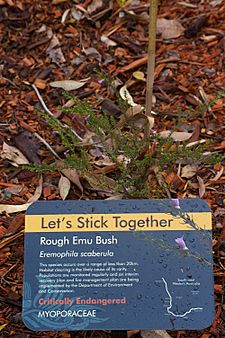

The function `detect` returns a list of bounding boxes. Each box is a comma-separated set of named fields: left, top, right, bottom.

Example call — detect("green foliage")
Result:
left=27, top=92, right=223, bottom=198
left=22, top=162, right=59, bottom=173
left=116, top=0, right=128, bottom=5
left=158, top=142, right=223, bottom=169
left=175, top=88, right=225, bottom=121
left=94, top=69, right=130, bottom=113
left=62, top=93, right=115, bottom=138
left=38, top=111, right=77, bottom=154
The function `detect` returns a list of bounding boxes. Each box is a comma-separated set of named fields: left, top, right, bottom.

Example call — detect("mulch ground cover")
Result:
left=0, top=0, right=225, bottom=337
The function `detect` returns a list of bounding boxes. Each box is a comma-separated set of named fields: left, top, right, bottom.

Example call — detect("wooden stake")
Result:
left=145, top=0, right=158, bottom=117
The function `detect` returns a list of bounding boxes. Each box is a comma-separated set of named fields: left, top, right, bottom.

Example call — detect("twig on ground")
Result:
left=34, top=132, right=62, bottom=160
left=2, top=77, right=19, bottom=88
left=31, top=83, right=54, bottom=116
left=31, top=84, right=83, bottom=141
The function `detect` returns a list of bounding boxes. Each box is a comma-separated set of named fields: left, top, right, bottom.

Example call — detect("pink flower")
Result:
left=171, top=198, right=180, bottom=209
left=175, top=236, right=188, bottom=250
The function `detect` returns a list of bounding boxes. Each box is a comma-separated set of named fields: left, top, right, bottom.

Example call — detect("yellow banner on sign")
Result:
left=25, top=212, right=211, bottom=232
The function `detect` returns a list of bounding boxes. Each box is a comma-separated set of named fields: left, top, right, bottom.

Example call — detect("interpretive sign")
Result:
left=23, top=199, right=214, bottom=331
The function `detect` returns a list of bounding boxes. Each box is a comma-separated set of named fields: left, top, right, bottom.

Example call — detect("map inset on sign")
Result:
left=161, top=277, right=203, bottom=318
left=23, top=199, right=214, bottom=331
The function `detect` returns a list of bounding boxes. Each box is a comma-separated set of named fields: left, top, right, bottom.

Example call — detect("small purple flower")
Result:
left=83, top=115, right=90, bottom=122
left=98, top=79, right=105, bottom=84
left=171, top=198, right=180, bottom=209
left=175, top=236, right=188, bottom=250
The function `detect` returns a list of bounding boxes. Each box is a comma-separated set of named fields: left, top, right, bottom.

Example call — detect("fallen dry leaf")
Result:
left=0, top=176, right=43, bottom=214
left=184, top=15, right=207, bottom=38
left=85, top=172, right=116, bottom=190
left=0, top=203, right=31, bottom=214
left=141, top=330, right=172, bottom=338
left=101, top=35, right=117, bottom=47
left=119, top=85, right=138, bottom=107
left=106, top=194, right=124, bottom=200
left=61, top=168, right=83, bottom=192
left=210, top=0, right=223, bottom=6
left=58, top=175, right=71, bottom=200
left=189, top=120, right=201, bottom=143
left=178, top=1, right=197, bottom=8
left=121, top=104, right=143, bottom=122
left=4, top=185, right=23, bottom=196
left=159, top=131, right=192, bottom=142
left=157, top=18, right=184, bottom=39
left=71, top=7, right=84, bottom=21
left=87, top=0, right=103, bottom=14
left=197, top=175, right=206, bottom=198
left=128, top=113, right=148, bottom=130
left=46, top=31, right=66, bottom=65
left=50, top=79, right=88, bottom=91
left=14, top=131, right=41, bottom=164
left=146, top=116, right=155, bottom=134
left=133, top=71, right=146, bottom=81
left=101, top=99, right=122, bottom=117
left=27, top=175, right=43, bottom=203
left=181, top=164, right=198, bottom=178
left=61, top=8, right=70, bottom=24
left=0, top=142, right=29, bottom=166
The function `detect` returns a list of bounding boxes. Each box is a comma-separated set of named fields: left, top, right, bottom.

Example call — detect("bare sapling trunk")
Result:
left=145, top=0, right=158, bottom=117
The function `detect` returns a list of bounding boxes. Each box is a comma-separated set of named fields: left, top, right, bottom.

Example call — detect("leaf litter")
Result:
left=50, top=79, right=89, bottom=91
left=58, top=175, right=71, bottom=200
left=0, top=0, right=225, bottom=337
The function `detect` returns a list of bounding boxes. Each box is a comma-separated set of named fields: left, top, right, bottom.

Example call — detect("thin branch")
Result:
left=34, top=132, right=62, bottom=160
left=31, top=83, right=54, bottom=116
left=31, top=84, right=83, bottom=141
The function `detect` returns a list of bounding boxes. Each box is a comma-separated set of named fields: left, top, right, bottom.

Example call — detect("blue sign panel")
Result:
left=23, top=199, right=214, bottom=331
